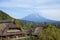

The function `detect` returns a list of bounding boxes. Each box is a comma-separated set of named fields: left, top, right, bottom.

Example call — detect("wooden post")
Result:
left=7, top=37, right=10, bottom=40
left=5, top=36, right=9, bottom=40
left=4, top=36, right=7, bottom=40
left=1, top=36, right=3, bottom=40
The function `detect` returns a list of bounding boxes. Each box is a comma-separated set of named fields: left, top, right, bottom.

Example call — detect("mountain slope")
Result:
left=0, top=10, right=23, bottom=28
left=0, top=10, right=12, bottom=20
left=21, top=14, right=60, bottom=23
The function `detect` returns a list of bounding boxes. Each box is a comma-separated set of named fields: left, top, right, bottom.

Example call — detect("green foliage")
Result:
left=18, top=36, right=37, bottom=40
left=0, top=10, right=12, bottom=20
left=0, top=10, right=36, bottom=29
left=14, top=19, right=34, bottom=29
left=0, top=10, right=24, bottom=28
left=38, top=24, right=60, bottom=40
left=0, top=10, right=35, bottom=29
left=15, top=19, right=24, bottom=28
left=23, top=22, right=35, bottom=29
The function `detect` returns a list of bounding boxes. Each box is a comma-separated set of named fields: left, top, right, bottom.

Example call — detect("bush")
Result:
left=38, top=24, right=60, bottom=40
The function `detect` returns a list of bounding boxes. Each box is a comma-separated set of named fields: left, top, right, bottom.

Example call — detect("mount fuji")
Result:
left=21, top=14, right=60, bottom=23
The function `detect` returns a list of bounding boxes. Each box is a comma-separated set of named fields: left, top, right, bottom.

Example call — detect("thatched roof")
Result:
left=23, top=28, right=33, bottom=34
left=0, top=20, right=22, bottom=36
left=3, top=30, right=22, bottom=36
left=32, top=27, right=43, bottom=35
left=0, top=20, right=13, bottom=23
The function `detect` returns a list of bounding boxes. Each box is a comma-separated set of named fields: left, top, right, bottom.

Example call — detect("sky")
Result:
left=0, top=0, right=60, bottom=21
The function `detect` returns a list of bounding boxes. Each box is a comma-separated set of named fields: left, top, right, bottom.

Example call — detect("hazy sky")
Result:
left=0, top=0, right=60, bottom=21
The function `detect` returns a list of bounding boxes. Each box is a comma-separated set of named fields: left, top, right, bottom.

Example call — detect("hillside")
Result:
left=0, top=10, right=12, bottom=20
left=0, top=10, right=23, bottom=28
left=0, top=10, right=60, bottom=28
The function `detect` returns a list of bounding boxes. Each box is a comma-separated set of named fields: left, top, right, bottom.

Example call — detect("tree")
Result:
left=0, top=10, right=12, bottom=20
left=15, top=19, right=23, bottom=28
left=38, top=24, right=60, bottom=40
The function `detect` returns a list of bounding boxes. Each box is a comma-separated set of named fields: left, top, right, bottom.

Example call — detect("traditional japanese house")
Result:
left=32, top=24, right=43, bottom=37
left=0, top=20, right=22, bottom=40
left=23, top=28, right=33, bottom=35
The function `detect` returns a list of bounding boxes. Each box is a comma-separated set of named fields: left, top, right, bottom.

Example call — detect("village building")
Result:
left=32, top=24, right=43, bottom=37
left=23, top=28, right=33, bottom=35
left=0, top=20, right=43, bottom=40
left=0, top=20, right=22, bottom=40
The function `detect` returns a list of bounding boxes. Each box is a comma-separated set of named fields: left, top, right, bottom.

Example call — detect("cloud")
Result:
left=0, top=0, right=60, bottom=21
left=0, top=3, right=31, bottom=8
left=35, top=5, right=60, bottom=10
left=0, top=0, right=33, bottom=8
left=0, top=0, right=60, bottom=8
left=0, top=0, right=10, bottom=2
left=38, top=9, right=60, bottom=21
